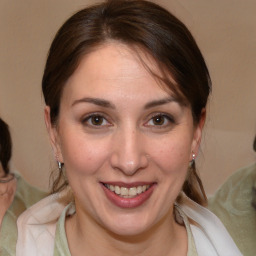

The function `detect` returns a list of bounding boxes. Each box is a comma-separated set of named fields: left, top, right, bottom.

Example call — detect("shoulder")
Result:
left=208, top=162, right=256, bottom=222
left=209, top=163, right=256, bottom=204
left=14, top=173, right=48, bottom=209
left=208, top=163, right=256, bottom=256
left=178, top=196, right=242, bottom=256
left=0, top=173, right=47, bottom=256
left=16, top=192, right=68, bottom=256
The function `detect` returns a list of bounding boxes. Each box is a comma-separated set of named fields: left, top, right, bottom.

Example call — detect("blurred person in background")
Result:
left=209, top=135, right=256, bottom=256
left=0, top=118, right=47, bottom=256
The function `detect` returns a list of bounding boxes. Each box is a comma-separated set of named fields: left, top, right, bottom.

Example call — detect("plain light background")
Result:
left=0, top=0, right=255, bottom=195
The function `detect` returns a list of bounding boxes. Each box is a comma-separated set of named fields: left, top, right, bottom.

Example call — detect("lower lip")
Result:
left=101, top=184, right=155, bottom=208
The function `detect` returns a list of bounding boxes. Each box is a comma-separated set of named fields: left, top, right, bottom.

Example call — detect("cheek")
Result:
left=148, top=134, right=192, bottom=177
left=59, top=132, right=110, bottom=176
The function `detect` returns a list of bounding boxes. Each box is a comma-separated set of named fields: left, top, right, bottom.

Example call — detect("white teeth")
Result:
left=120, top=187, right=128, bottom=196
left=115, top=186, right=121, bottom=195
left=129, top=187, right=137, bottom=196
left=105, top=184, right=151, bottom=198
left=137, top=186, right=143, bottom=194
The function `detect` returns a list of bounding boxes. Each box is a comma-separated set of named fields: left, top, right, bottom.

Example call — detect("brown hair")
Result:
left=0, top=118, right=12, bottom=174
left=42, top=0, right=211, bottom=205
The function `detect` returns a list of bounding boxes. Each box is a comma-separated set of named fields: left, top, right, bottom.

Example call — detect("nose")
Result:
left=110, top=128, right=149, bottom=176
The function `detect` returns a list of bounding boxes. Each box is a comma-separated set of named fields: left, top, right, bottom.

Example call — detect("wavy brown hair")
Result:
left=42, top=0, right=211, bottom=205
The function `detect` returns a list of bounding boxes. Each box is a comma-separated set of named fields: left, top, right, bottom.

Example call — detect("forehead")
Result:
left=62, top=42, right=179, bottom=105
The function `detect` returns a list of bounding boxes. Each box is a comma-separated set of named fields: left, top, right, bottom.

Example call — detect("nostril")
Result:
left=145, top=154, right=150, bottom=158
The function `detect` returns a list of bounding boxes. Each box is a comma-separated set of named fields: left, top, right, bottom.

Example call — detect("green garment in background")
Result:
left=208, top=163, right=256, bottom=256
left=0, top=173, right=47, bottom=256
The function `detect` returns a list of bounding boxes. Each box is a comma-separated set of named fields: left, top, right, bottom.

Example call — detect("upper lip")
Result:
left=101, top=181, right=156, bottom=188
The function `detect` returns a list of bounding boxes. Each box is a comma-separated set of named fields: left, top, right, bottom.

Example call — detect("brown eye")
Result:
left=91, top=115, right=104, bottom=126
left=145, top=114, right=175, bottom=128
left=82, top=113, right=112, bottom=129
left=152, top=115, right=165, bottom=125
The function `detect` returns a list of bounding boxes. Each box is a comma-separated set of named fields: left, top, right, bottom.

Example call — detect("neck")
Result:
left=66, top=207, right=187, bottom=256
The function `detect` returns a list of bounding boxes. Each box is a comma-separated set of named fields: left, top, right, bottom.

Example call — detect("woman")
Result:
left=0, top=118, right=46, bottom=256
left=0, top=118, right=16, bottom=229
left=17, top=0, right=242, bottom=255
left=209, top=135, right=256, bottom=256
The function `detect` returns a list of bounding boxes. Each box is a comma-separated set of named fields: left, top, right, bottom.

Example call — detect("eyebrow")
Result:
left=72, top=97, right=115, bottom=109
left=144, top=97, right=179, bottom=109
left=71, top=96, right=179, bottom=109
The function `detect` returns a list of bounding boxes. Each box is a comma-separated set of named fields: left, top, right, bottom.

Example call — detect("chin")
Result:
left=102, top=213, right=155, bottom=237
left=109, top=225, right=150, bottom=238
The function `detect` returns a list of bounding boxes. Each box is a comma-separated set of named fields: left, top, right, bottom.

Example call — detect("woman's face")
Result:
left=46, top=43, right=204, bottom=236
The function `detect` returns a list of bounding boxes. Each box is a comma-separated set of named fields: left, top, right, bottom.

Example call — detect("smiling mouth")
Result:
left=103, top=184, right=151, bottom=198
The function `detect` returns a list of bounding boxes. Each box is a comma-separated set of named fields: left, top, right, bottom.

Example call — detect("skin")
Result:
left=45, top=42, right=205, bottom=255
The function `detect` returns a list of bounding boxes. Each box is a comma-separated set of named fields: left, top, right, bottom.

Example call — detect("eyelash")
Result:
left=81, top=113, right=175, bottom=129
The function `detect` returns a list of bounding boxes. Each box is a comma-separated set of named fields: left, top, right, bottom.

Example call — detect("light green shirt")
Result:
left=53, top=204, right=198, bottom=256
left=209, top=163, right=256, bottom=256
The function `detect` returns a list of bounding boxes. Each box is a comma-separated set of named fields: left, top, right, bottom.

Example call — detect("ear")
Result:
left=191, top=109, right=206, bottom=160
left=44, top=106, right=64, bottom=163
